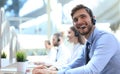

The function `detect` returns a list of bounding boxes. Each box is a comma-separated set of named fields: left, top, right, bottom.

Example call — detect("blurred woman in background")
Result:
left=67, top=26, right=85, bottom=63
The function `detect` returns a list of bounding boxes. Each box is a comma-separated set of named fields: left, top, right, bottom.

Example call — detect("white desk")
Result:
left=0, top=62, right=36, bottom=74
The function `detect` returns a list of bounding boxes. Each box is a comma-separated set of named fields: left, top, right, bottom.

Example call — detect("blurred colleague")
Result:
left=67, top=26, right=85, bottom=63
left=32, top=32, right=70, bottom=73
left=32, top=4, right=120, bottom=74
left=34, top=40, right=56, bottom=65
left=44, top=40, right=52, bottom=54
left=49, top=32, right=70, bottom=69
left=46, top=26, right=86, bottom=71
left=44, top=40, right=57, bottom=64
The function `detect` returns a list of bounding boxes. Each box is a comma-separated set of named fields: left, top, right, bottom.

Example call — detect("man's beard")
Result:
left=54, top=43, right=59, bottom=47
left=80, top=25, right=92, bottom=35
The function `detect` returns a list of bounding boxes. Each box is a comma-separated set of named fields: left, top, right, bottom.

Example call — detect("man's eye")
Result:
left=73, top=18, right=78, bottom=22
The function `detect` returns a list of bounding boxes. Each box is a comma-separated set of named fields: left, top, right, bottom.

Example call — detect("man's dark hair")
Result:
left=71, top=4, right=96, bottom=25
left=54, top=32, right=63, bottom=42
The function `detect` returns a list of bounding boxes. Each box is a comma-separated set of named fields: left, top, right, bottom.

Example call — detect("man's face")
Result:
left=72, top=9, right=93, bottom=35
left=52, top=35, right=58, bottom=46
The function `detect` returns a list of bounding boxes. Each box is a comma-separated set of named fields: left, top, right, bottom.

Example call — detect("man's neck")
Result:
left=85, top=26, right=95, bottom=39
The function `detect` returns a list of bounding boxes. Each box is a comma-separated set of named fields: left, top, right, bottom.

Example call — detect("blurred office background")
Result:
left=0, top=0, right=120, bottom=67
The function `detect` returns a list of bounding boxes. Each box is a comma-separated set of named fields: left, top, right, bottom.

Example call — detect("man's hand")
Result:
left=32, top=68, right=48, bottom=74
left=32, top=65, right=47, bottom=74
left=32, top=68, right=57, bottom=74
left=48, top=66, right=58, bottom=71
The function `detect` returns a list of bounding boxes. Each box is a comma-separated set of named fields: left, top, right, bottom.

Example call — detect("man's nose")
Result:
left=77, top=17, right=83, bottom=24
left=74, top=20, right=82, bottom=28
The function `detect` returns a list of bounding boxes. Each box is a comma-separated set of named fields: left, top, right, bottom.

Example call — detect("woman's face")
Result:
left=67, top=29, right=76, bottom=43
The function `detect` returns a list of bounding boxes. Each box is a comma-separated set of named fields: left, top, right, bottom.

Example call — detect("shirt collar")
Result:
left=87, top=27, right=99, bottom=44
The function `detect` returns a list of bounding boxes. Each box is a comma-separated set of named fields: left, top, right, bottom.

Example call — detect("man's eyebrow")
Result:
left=79, top=14, right=86, bottom=17
left=73, top=14, right=86, bottom=20
left=73, top=14, right=86, bottom=18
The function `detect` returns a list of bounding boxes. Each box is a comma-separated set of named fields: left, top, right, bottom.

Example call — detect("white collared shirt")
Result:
left=53, top=44, right=71, bottom=70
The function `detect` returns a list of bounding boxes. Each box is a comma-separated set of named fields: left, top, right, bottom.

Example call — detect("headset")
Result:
left=85, top=5, right=96, bottom=25
left=75, top=30, right=79, bottom=37
left=71, top=26, right=79, bottom=37
left=57, top=37, right=60, bottom=42
left=89, top=9, right=96, bottom=25
left=92, top=18, right=96, bottom=25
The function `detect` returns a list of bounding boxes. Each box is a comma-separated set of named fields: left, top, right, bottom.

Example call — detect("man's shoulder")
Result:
left=94, top=28, right=114, bottom=38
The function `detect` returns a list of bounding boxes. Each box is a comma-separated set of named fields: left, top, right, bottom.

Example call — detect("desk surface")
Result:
left=0, top=62, right=36, bottom=74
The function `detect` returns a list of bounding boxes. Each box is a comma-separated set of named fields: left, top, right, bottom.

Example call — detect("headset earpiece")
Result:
left=71, top=26, right=79, bottom=37
left=57, top=38, right=60, bottom=42
left=75, top=31, right=79, bottom=37
left=92, top=18, right=96, bottom=25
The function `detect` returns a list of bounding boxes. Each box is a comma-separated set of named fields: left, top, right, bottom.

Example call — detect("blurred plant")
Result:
left=16, top=50, right=27, bottom=62
left=1, top=52, right=7, bottom=58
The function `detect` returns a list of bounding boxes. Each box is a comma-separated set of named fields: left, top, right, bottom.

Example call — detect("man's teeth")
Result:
left=76, top=25, right=86, bottom=29
left=80, top=25, right=86, bottom=29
